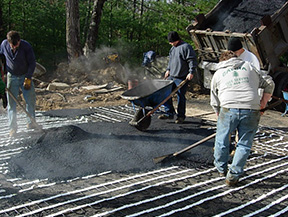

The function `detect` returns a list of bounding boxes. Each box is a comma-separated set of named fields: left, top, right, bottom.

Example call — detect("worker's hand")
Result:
left=0, top=93, right=7, bottom=109
left=260, top=93, right=272, bottom=115
left=23, top=78, right=32, bottom=90
left=186, top=73, right=194, bottom=81
left=164, top=70, right=170, bottom=79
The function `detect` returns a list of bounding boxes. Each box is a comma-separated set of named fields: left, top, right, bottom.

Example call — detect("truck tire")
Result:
left=273, top=72, right=288, bottom=111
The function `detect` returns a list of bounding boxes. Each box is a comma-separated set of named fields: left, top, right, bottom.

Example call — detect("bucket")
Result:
left=128, top=79, right=138, bottom=90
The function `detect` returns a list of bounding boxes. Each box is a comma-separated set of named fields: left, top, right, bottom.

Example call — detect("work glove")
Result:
left=23, top=78, right=32, bottom=90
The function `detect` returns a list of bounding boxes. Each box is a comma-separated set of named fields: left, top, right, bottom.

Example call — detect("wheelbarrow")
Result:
left=121, top=79, right=188, bottom=131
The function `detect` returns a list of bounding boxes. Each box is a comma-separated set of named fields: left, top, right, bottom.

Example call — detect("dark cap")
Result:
left=228, top=37, right=242, bottom=51
left=168, top=31, right=180, bottom=42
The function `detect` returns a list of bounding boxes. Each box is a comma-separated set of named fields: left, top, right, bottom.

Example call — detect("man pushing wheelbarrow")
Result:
left=158, top=31, right=197, bottom=124
left=122, top=31, right=197, bottom=131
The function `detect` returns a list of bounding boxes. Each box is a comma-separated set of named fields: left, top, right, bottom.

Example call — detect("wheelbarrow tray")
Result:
left=121, top=79, right=174, bottom=108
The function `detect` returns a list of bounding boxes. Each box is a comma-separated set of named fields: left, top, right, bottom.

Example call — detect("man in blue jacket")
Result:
left=159, top=31, right=197, bottom=124
left=0, top=30, right=37, bottom=137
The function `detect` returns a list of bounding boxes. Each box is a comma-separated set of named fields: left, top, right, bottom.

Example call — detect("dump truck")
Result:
left=187, top=0, right=288, bottom=111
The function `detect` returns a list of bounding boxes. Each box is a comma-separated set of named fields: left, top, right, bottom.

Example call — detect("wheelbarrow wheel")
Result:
left=129, top=108, right=151, bottom=131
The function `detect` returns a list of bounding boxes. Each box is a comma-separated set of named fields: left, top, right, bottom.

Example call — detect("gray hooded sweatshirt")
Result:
left=210, top=57, right=274, bottom=113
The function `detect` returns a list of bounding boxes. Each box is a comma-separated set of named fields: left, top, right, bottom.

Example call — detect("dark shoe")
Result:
left=27, top=123, right=42, bottom=130
left=225, top=179, right=239, bottom=187
left=158, top=114, right=174, bottom=120
left=9, top=129, right=17, bottom=137
left=175, top=117, right=184, bottom=124
left=0, top=94, right=7, bottom=109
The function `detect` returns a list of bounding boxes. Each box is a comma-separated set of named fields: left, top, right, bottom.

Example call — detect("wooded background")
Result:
left=0, top=0, right=217, bottom=72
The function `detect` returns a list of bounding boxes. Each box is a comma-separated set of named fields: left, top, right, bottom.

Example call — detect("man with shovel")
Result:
left=158, top=31, right=197, bottom=124
left=210, top=50, right=274, bottom=186
left=0, top=30, right=38, bottom=137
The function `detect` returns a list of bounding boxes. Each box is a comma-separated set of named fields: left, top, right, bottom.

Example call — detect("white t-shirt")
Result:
left=239, top=48, right=260, bottom=70
left=210, top=57, right=274, bottom=113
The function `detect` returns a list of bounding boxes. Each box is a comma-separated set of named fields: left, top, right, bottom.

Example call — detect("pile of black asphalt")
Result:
left=7, top=114, right=215, bottom=181
left=213, top=0, right=287, bottom=33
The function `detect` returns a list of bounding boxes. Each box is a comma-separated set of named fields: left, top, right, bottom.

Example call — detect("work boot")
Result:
left=219, top=171, right=227, bottom=177
left=158, top=114, right=174, bottom=120
left=225, top=179, right=239, bottom=187
left=175, top=117, right=184, bottom=124
left=0, top=94, right=7, bottom=109
left=9, top=129, right=17, bottom=137
left=27, top=122, right=42, bottom=130
left=219, top=173, right=226, bottom=177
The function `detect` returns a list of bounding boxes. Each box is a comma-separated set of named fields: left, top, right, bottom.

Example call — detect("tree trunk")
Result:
left=0, top=1, right=4, bottom=38
left=66, top=0, right=82, bottom=61
left=83, top=0, right=92, bottom=43
left=83, top=0, right=107, bottom=56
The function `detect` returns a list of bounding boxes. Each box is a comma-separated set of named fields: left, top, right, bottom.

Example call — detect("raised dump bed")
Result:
left=187, top=0, right=288, bottom=110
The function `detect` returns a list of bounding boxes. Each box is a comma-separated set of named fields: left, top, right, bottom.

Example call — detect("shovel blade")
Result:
left=153, top=153, right=173, bottom=164
left=130, top=109, right=151, bottom=131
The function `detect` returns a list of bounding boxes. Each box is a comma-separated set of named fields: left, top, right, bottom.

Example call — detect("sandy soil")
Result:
left=8, top=59, right=286, bottom=129
left=32, top=78, right=288, bottom=129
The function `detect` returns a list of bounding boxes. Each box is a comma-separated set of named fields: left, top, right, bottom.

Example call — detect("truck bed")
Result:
left=195, top=0, right=287, bottom=33
left=187, top=0, right=288, bottom=71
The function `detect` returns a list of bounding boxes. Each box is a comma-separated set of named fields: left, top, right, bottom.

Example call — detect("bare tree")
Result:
left=66, top=0, right=82, bottom=60
left=0, top=2, right=4, bottom=38
left=83, top=0, right=107, bottom=56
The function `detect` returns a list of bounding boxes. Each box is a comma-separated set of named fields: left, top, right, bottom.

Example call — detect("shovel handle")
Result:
left=271, top=95, right=288, bottom=103
left=136, top=79, right=188, bottom=126
left=5, top=87, right=42, bottom=131
left=173, top=132, right=216, bottom=157
left=260, top=99, right=283, bottom=112
left=146, top=79, right=188, bottom=117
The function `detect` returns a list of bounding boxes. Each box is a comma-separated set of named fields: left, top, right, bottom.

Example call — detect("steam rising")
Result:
left=55, top=45, right=156, bottom=86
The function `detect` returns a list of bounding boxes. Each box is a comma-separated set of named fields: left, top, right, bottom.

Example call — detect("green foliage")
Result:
left=1, top=0, right=66, bottom=70
left=0, top=0, right=218, bottom=68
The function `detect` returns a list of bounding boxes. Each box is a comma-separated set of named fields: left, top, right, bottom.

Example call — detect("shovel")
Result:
left=260, top=98, right=283, bottom=112
left=5, top=87, right=43, bottom=132
left=134, top=79, right=188, bottom=131
left=153, top=132, right=216, bottom=164
left=153, top=96, right=285, bottom=164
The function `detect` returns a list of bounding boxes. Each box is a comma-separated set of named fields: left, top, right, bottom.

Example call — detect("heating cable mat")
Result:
left=0, top=105, right=287, bottom=216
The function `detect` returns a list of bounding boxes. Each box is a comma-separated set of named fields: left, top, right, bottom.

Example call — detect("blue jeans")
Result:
left=163, top=77, right=188, bottom=119
left=7, top=73, right=36, bottom=130
left=214, top=108, right=260, bottom=181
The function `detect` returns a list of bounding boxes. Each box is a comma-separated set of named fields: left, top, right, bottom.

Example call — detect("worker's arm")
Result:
left=257, top=67, right=275, bottom=114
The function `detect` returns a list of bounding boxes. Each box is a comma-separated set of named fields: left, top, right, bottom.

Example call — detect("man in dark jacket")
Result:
left=158, top=31, right=197, bottom=124
left=0, top=30, right=37, bottom=137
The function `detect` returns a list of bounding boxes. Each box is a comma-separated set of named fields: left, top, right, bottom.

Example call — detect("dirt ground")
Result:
left=13, top=60, right=286, bottom=128
left=31, top=60, right=209, bottom=112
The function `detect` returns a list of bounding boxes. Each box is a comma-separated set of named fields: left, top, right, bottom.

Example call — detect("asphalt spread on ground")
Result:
left=7, top=116, right=215, bottom=181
